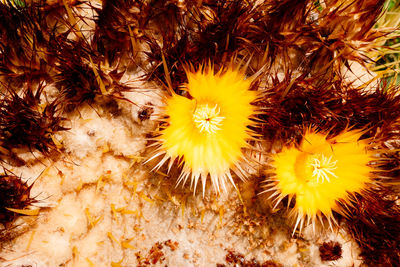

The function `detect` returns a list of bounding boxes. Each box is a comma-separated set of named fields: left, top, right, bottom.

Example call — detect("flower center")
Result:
left=309, top=154, right=338, bottom=183
left=193, top=103, right=224, bottom=133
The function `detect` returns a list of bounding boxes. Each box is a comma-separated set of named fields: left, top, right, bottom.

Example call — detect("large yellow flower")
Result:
left=149, top=64, right=258, bottom=194
left=266, top=128, right=374, bottom=233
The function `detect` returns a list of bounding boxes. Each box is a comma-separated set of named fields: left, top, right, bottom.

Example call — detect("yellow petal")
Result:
left=150, top=64, right=258, bottom=194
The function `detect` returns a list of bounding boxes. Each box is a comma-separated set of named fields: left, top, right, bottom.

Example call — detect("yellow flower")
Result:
left=266, top=128, right=374, bottom=233
left=149, top=64, right=258, bottom=194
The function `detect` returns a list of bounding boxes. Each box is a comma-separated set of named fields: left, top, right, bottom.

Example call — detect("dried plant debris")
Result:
left=319, top=241, right=342, bottom=261
left=343, top=187, right=400, bottom=266
left=137, top=102, right=154, bottom=123
left=0, top=83, right=67, bottom=161
left=135, top=240, right=179, bottom=267
left=217, top=250, right=282, bottom=267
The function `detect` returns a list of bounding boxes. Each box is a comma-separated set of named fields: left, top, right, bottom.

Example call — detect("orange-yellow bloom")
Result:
left=149, top=64, right=258, bottom=194
left=266, top=128, right=374, bottom=233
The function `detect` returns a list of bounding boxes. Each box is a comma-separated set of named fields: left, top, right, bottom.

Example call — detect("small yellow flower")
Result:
left=265, top=128, right=374, bottom=233
left=149, top=64, right=258, bottom=194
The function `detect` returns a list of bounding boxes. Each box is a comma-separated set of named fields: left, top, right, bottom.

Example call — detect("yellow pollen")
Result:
left=193, top=104, right=225, bottom=133
left=310, top=154, right=338, bottom=183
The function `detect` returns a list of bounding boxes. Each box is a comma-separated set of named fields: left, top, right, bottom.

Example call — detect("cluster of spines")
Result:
left=0, top=0, right=136, bottom=108
left=343, top=187, right=400, bottom=265
left=0, top=171, right=36, bottom=224
left=0, top=0, right=143, bottom=156
left=0, top=82, right=67, bottom=165
left=0, top=0, right=139, bottom=235
left=115, top=0, right=386, bottom=88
